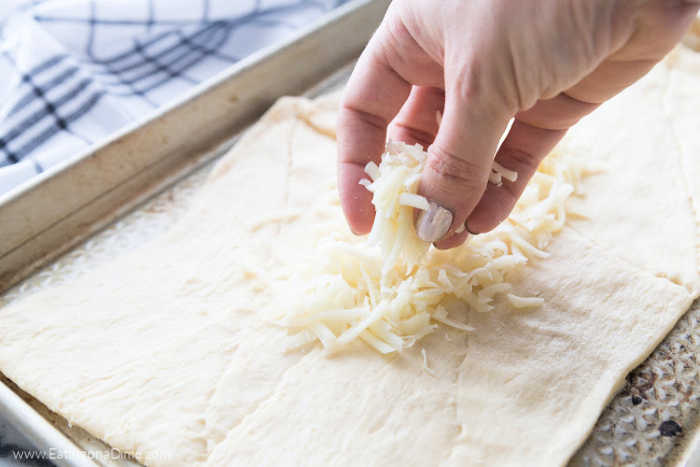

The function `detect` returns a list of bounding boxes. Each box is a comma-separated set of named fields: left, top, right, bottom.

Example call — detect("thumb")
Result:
left=416, top=85, right=511, bottom=246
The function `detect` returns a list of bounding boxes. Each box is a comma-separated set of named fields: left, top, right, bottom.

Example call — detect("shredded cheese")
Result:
left=507, top=294, right=545, bottom=309
left=399, top=193, right=430, bottom=211
left=492, top=161, right=518, bottom=183
left=488, top=160, right=518, bottom=187
left=364, top=161, right=380, bottom=181
left=421, top=348, right=435, bottom=376
left=278, top=141, right=594, bottom=355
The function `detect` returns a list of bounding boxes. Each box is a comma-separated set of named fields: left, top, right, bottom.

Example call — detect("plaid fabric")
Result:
left=0, top=0, right=351, bottom=196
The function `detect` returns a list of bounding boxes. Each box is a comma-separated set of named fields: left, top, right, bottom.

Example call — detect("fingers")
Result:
left=388, top=86, right=444, bottom=148
left=416, top=88, right=511, bottom=245
left=447, top=3, right=700, bottom=243
left=516, top=92, right=598, bottom=130
left=565, top=59, right=659, bottom=104
left=453, top=2, right=700, bottom=241
left=337, top=30, right=412, bottom=235
left=460, top=121, right=566, bottom=236
left=337, top=6, right=444, bottom=236
left=455, top=92, right=598, bottom=239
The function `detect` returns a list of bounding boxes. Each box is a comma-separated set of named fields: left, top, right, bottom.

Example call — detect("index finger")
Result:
left=337, top=25, right=412, bottom=235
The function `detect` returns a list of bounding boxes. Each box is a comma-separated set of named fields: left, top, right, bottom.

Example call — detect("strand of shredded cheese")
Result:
left=278, top=141, right=594, bottom=355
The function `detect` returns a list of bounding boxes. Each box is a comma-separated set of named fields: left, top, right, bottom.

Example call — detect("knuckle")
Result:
left=379, top=9, right=424, bottom=74
left=390, top=122, right=435, bottom=149
left=384, top=12, right=414, bottom=48
left=500, top=147, right=541, bottom=173
left=450, top=53, right=518, bottom=114
left=450, top=58, right=483, bottom=104
left=427, top=144, right=489, bottom=192
left=340, top=105, right=387, bottom=133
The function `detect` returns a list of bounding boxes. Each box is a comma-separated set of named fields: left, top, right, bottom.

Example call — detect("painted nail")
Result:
left=416, top=201, right=453, bottom=243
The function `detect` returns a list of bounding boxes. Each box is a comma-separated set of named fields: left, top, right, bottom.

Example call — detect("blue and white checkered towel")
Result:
left=0, top=0, right=350, bottom=197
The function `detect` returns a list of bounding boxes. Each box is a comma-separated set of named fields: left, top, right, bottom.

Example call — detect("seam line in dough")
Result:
left=281, top=114, right=299, bottom=218
left=566, top=225, right=694, bottom=298
left=662, top=67, right=700, bottom=285
left=297, top=110, right=337, bottom=140
left=199, top=342, right=240, bottom=456
left=202, top=348, right=318, bottom=464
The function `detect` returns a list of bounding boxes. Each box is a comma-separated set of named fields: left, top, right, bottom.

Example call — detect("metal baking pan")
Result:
left=0, top=0, right=389, bottom=292
left=0, top=0, right=698, bottom=464
left=0, top=1, right=388, bottom=465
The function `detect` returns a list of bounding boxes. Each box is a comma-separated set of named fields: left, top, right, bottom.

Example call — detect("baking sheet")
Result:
left=0, top=0, right=390, bottom=292
left=3, top=88, right=696, bottom=466
left=1, top=1, right=698, bottom=464
left=0, top=60, right=363, bottom=467
left=0, top=0, right=388, bottom=465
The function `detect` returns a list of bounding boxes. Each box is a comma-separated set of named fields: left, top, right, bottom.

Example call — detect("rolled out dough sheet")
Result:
left=1, top=47, right=699, bottom=466
left=664, top=45, right=700, bottom=276
left=564, top=61, right=698, bottom=291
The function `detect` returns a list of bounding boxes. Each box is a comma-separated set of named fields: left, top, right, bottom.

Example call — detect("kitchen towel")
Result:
left=0, top=0, right=350, bottom=196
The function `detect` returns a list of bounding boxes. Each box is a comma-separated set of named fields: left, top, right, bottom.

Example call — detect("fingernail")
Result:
left=416, top=202, right=453, bottom=243
left=465, top=221, right=478, bottom=236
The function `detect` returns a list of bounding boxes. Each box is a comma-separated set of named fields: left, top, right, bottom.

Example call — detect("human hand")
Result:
left=337, top=0, right=699, bottom=248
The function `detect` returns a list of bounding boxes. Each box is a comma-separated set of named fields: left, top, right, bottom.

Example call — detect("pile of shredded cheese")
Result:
left=278, top=141, right=594, bottom=355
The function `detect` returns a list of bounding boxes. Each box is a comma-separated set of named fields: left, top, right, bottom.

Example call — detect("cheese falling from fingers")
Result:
left=278, top=141, right=595, bottom=354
